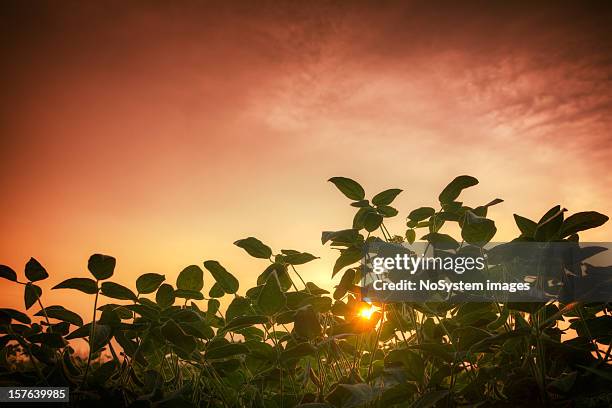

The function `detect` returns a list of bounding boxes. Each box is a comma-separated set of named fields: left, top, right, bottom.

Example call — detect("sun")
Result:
left=358, top=304, right=375, bottom=319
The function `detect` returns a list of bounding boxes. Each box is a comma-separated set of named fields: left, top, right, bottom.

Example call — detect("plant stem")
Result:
left=82, top=282, right=100, bottom=386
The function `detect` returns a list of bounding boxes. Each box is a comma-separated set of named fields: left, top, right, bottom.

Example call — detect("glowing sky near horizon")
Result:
left=1, top=1, right=611, bottom=316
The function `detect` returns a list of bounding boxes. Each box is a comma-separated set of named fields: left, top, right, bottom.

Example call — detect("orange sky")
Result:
left=1, top=1, right=611, bottom=317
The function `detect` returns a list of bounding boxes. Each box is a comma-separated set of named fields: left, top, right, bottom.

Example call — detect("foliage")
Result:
left=0, top=175, right=611, bottom=407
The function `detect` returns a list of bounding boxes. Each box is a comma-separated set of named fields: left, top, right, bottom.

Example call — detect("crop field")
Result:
left=1, top=175, right=611, bottom=408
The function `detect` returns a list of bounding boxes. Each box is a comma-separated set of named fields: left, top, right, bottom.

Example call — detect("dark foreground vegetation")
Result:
left=1, top=175, right=611, bottom=407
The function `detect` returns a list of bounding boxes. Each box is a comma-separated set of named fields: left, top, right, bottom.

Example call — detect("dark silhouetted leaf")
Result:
left=372, top=189, right=402, bottom=206
left=439, top=175, right=478, bottom=204
left=294, top=306, right=321, bottom=339
left=321, top=229, right=360, bottom=246
left=513, top=214, right=537, bottom=237
left=281, top=251, right=319, bottom=265
left=25, top=258, right=48, bottom=282
left=136, top=273, right=165, bottom=294
left=176, top=265, right=204, bottom=292
left=408, top=207, right=436, bottom=222
left=364, top=212, right=384, bottom=232
left=88, top=254, right=116, bottom=280
left=100, top=281, right=137, bottom=301
left=91, top=324, right=112, bottom=352
left=535, top=206, right=566, bottom=241
left=326, top=383, right=377, bottom=408
left=0, top=308, right=31, bottom=324
left=411, top=389, right=449, bottom=408
left=560, top=211, right=609, bottom=238
left=53, top=277, right=98, bottom=294
left=461, top=211, right=496, bottom=245
left=161, top=319, right=196, bottom=354
left=332, top=247, right=362, bottom=278
left=258, top=271, right=285, bottom=316
left=35, top=305, right=83, bottom=327
left=222, top=315, right=268, bottom=333
left=0, top=265, right=17, bottom=282
left=174, top=289, right=204, bottom=300
left=209, top=282, right=225, bottom=298
left=204, top=260, right=239, bottom=294
left=205, top=343, right=249, bottom=360
left=234, top=237, right=273, bottom=259
left=156, top=283, right=175, bottom=308
left=405, top=229, right=416, bottom=244
left=328, top=177, right=365, bottom=201
left=24, top=283, right=42, bottom=310
left=281, top=342, right=317, bottom=365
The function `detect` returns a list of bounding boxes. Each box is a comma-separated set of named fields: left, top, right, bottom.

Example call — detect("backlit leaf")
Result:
left=328, top=177, right=365, bottom=201
left=88, top=254, right=116, bottom=280
left=204, top=260, right=239, bottom=294
left=25, top=258, right=48, bottom=282
left=234, top=237, right=273, bottom=259
left=136, top=273, right=165, bottom=294
left=176, top=265, right=204, bottom=292
left=53, top=277, right=98, bottom=294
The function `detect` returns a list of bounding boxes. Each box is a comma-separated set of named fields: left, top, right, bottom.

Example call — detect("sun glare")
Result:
left=358, top=304, right=375, bottom=319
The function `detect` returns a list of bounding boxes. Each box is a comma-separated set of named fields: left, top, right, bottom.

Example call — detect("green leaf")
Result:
left=321, top=229, right=360, bottom=246
left=281, top=251, right=319, bottom=265
left=204, top=260, right=239, bottom=294
left=176, top=265, right=204, bottom=292
left=24, top=283, right=42, bottom=310
left=305, top=282, right=329, bottom=295
left=332, top=247, right=362, bottom=278
left=328, top=177, right=365, bottom=201
left=0, top=308, right=31, bottom=324
left=372, top=189, right=402, bottom=206
left=257, top=271, right=286, bottom=316
left=439, top=175, right=478, bottom=204
left=461, top=211, right=496, bottom=245
left=161, top=319, right=196, bottom=354
left=364, top=212, right=383, bottom=232
left=0, top=265, right=17, bottom=282
left=25, top=258, right=48, bottom=282
left=421, top=232, right=459, bottom=250
left=560, top=211, right=609, bottom=238
left=88, top=254, right=116, bottom=280
left=136, top=273, right=165, bottom=294
left=281, top=342, right=317, bottom=365
left=376, top=205, right=398, bottom=217
left=405, top=229, right=416, bottom=244
left=534, top=206, right=566, bottom=241
left=35, top=305, right=83, bottom=327
left=174, top=289, right=204, bottom=300
left=294, top=306, right=321, bottom=339
left=513, top=214, right=537, bottom=237
left=91, top=324, right=112, bottom=352
left=205, top=343, right=249, bottom=360
left=234, top=237, right=273, bottom=259
left=222, top=315, right=268, bottom=333
left=100, top=282, right=137, bottom=301
left=326, top=383, right=377, bottom=408
left=208, top=282, right=225, bottom=298
left=350, top=199, right=370, bottom=207
left=53, top=277, right=98, bottom=294
left=226, top=296, right=253, bottom=321
left=28, top=332, right=65, bottom=348
left=410, top=389, right=449, bottom=408
left=408, top=207, right=436, bottom=222
left=156, top=283, right=175, bottom=308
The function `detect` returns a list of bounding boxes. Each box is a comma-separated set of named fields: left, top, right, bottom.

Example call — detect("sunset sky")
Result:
left=1, top=1, right=611, bottom=316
